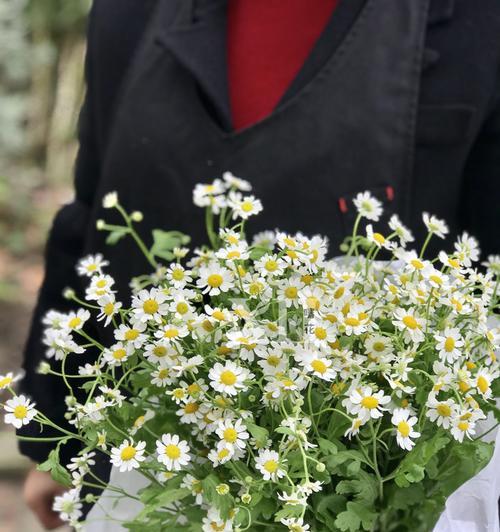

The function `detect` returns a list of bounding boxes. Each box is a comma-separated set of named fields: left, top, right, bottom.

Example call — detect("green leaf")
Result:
left=335, top=471, right=378, bottom=505
left=37, top=448, right=72, bottom=487
left=246, top=422, right=269, bottom=445
left=394, top=432, right=450, bottom=488
left=335, top=502, right=377, bottom=531
left=201, top=474, right=234, bottom=520
left=150, top=230, right=190, bottom=260
left=318, top=438, right=338, bottom=456
left=106, top=229, right=129, bottom=245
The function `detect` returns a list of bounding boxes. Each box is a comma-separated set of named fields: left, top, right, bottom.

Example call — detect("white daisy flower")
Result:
left=166, top=264, right=193, bottom=289
left=216, top=418, right=249, bottom=450
left=277, top=277, right=305, bottom=308
left=434, top=328, right=463, bottom=364
left=96, top=295, right=123, bottom=326
left=252, top=230, right=277, bottom=249
left=344, top=418, right=365, bottom=439
left=450, top=415, right=476, bottom=442
left=353, top=191, right=383, bottom=221
left=0, top=372, right=21, bottom=390
left=366, top=225, right=390, bottom=249
left=422, top=212, right=449, bottom=239
left=110, top=440, right=146, bottom=472
left=391, top=408, right=420, bottom=450
left=228, top=191, right=263, bottom=220
left=255, top=449, right=286, bottom=482
left=208, top=442, right=235, bottom=466
left=102, top=191, right=118, bottom=209
left=388, top=214, right=414, bottom=245
left=85, top=274, right=116, bottom=300
left=113, top=321, right=148, bottom=348
left=393, top=308, right=426, bottom=344
left=4, top=395, right=37, bottom=428
left=222, top=171, right=252, bottom=191
left=454, top=232, right=480, bottom=266
left=254, top=253, right=287, bottom=278
left=131, top=288, right=169, bottom=323
left=343, top=386, right=390, bottom=422
left=156, top=433, right=191, bottom=471
left=280, top=517, right=311, bottom=532
left=197, top=263, right=234, bottom=296
left=102, top=342, right=134, bottom=367
left=76, top=254, right=109, bottom=277
left=53, top=488, right=82, bottom=523
left=426, top=394, right=457, bottom=429
left=208, top=361, right=253, bottom=396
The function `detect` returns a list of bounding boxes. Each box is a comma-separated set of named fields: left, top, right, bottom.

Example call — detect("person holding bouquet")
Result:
left=16, top=0, right=500, bottom=529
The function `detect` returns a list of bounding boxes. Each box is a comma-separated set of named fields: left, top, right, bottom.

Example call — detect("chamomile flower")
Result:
left=423, top=212, right=449, bottom=239
left=156, top=433, right=191, bottom=471
left=166, top=264, right=193, bottom=288
left=53, top=489, right=82, bottom=523
left=222, top=171, right=252, bottom=191
left=391, top=408, right=420, bottom=450
left=353, top=191, right=383, bottom=221
left=280, top=517, right=311, bottom=532
left=96, top=295, right=123, bottom=326
left=76, top=254, right=109, bottom=277
left=216, top=418, right=249, bottom=450
left=255, top=449, right=286, bottom=482
left=132, top=288, right=169, bottom=323
left=114, top=321, right=148, bottom=348
left=277, top=277, right=305, bottom=309
left=208, top=361, right=253, bottom=396
left=296, top=349, right=336, bottom=382
left=450, top=415, right=476, bottom=442
left=366, top=225, right=390, bottom=249
left=110, top=440, right=146, bottom=472
left=426, top=394, right=457, bottom=429
left=343, top=386, right=390, bottom=422
left=255, top=254, right=287, bottom=278
left=435, top=328, right=463, bottom=364
left=4, top=395, right=37, bottom=428
left=228, top=191, right=263, bottom=220
left=388, top=214, right=414, bottom=245
left=393, top=308, right=426, bottom=344
left=102, top=342, right=134, bottom=367
left=197, top=263, right=234, bottom=296
left=208, top=442, right=235, bottom=466
left=344, top=418, right=365, bottom=439
left=0, top=372, right=21, bottom=391
left=86, top=274, right=115, bottom=300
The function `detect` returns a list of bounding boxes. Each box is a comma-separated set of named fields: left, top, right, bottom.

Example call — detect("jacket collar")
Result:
left=156, top=0, right=231, bottom=130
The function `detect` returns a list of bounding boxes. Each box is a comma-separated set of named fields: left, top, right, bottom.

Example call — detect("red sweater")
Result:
left=227, top=0, right=339, bottom=130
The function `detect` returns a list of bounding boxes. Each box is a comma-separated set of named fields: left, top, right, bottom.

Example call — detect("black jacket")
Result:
left=19, top=0, right=500, bottom=465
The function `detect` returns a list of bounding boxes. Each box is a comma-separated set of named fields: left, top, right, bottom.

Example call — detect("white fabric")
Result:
left=85, top=423, right=500, bottom=532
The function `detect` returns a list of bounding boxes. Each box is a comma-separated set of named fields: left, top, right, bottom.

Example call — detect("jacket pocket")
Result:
left=416, top=104, right=476, bottom=145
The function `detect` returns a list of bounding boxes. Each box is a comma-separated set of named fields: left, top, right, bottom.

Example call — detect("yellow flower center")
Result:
left=311, top=359, right=327, bottom=375
left=96, top=279, right=107, bottom=288
left=315, top=327, right=327, bottom=340
left=164, top=328, right=179, bottom=339
left=212, top=310, right=225, bottom=321
left=153, top=346, right=167, bottom=357
left=164, top=444, right=181, bottom=460
left=120, top=446, right=136, bottom=461
left=68, top=317, right=82, bottom=329
left=263, top=460, right=278, bottom=474
left=284, top=286, right=298, bottom=299
left=267, top=355, right=281, bottom=367
left=184, top=402, right=199, bottom=414
left=220, top=370, right=237, bottom=386
left=223, top=428, right=238, bottom=443
left=361, top=396, right=379, bottom=409
left=397, top=421, right=410, bottom=437
left=457, top=421, right=469, bottom=432
left=345, top=317, right=360, bottom=327
left=402, top=316, right=418, bottom=330
left=373, top=342, right=386, bottom=352
left=14, top=405, right=28, bottom=419
left=0, top=376, right=13, bottom=388
left=143, top=299, right=159, bottom=314
left=264, top=260, right=278, bottom=272
left=158, top=369, right=169, bottom=379
left=113, top=349, right=127, bottom=360
left=430, top=275, right=443, bottom=286
left=227, top=250, right=241, bottom=259
left=171, top=268, right=184, bottom=281
left=124, top=329, right=139, bottom=341
left=477, top=376, right=489, bottom=394
left=334, top=286, right=345, bottom=299
left=436, top=404, right=451, bottom=417
left=207, top=274, right=223, bottom=288
left=373, top=233, right=385, bottom=244
left=175, top=302, right=188, bottom=315
left=218, top=448, right=230, bottom=460
left=241, top=201, right=253, bottom=212
left=103, top=302, right=115, bottom=316
left=444, top=337, right=455, bottom=352
left=410, top=259, right=424, bottom=270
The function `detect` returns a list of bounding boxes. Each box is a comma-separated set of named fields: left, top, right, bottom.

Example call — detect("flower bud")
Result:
left=96, top=219, right=105, bottom=230
left=37, top=362, right=51, bottom=375
left=63, top=288, right=75, bottom=299
left=216, top=483, right=230, bottom=495
left=85, top=494, right=97, bottom=504
left=102, top=192, right=118, bottom=209
left=131, top=211, right=143, bottom=222
left=241, top=493, right=252, bottom=504
left=316, top=463, right=326, bottom=472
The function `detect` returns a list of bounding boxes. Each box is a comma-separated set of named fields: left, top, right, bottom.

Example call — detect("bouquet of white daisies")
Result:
left=3, top=173, right=500, bottom=531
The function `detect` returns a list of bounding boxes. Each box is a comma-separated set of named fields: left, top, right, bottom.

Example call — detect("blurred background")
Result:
left=0, top=0, right=90, bottom=529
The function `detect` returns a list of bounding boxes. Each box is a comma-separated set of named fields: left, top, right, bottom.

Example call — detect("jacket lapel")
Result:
left=156, top=0, right=232, bottom=130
